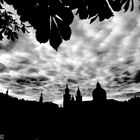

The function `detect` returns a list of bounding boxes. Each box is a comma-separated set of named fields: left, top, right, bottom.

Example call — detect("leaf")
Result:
left=55, top=17, right=71, bottom=41
left=57, top=7, right=74, bottom=25
left=130, top=0, right=134, bottom=11
left=108, top=0, right=122, bottom=11
left=0, top=4, right=4, bottom=9
left=35, top=17, right=50, bottom=43
left=90, top=15, right=98, bottom=24
left=0, top=32, right=3, bottom=41
left=21, top=25, right=26, bottom=33
left=50, top=17, right=62, bottom=51
left=123, top=0, right=134, bottom=12
left=11, top=32, right=18, bottom=41
left=7, top=11, right=14, bottom=15
left=0, top=0, right=4, bottom=4
left=5, top=29, right=12, bottom=39
left=124, top=0, right=130, bottom=12
left=75, top=0, right=88, bottom=20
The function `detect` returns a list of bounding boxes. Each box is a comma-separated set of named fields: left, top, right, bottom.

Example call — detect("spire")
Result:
left=39, top=93, right=43, bottom=103
left=96, top=81, right=101, bottom=88
left=6, top=88, right=9, bottom=95
left=63, top=84, right=71, bottom=108
left=76, top=86, right=82, bottom=103
left=65, top=84, right=69, bottom=94
left=77, top=86, right=81, bottom=96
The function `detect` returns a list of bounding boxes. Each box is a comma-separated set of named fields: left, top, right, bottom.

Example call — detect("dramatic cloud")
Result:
left=0, top=1, right=140, bottom=104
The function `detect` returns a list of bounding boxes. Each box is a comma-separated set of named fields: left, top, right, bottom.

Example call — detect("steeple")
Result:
left=6, top=88, right=9, bottom=96
left=65, top=84, right=69, bottom=94
left=39, top=93, right=43, bottom=103
left=63, top=84, right=71, bottom=108
left=76, top=86, right=82, bottom=103
left=96, top=81, right=101, bottom=88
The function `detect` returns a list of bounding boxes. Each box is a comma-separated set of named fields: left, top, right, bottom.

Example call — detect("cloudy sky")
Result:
left=0, top=1, right=140, bottom=105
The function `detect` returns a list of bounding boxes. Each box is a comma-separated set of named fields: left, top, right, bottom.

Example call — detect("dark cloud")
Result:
left=31, top=81, right=41, bottom=87
left=61, top=64, right=75, bottom=72
left=133, top=70, right=140, bottom=83
left=110, top=65, right=123, bottom=76
left=10, top=83, right=25, bottom=89
left=18, top=57, right=31, bottom=65
left=16, top=78, right=31, bottom=85
left=26, top=67, right=39, bottom=74
left=46, top=70, right=58, bottom=76
left=0, top=63, right=7, bottom=73
left=14, top=91, right=26, bottom=95
left=14, top=76, right=50, bottom=88
left=0, top=75, right=12, bottom=85
left=123, top=71, right=131, bottom=76
left=67, top=78, right=77, bottom=84
left=9, top=65, right=26, bottom=71
left=113, top=91, right=140, bottom=100
left=38, top=76, right=50, bottom=82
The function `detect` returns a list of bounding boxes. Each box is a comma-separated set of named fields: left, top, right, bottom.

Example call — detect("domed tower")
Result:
left=76, top=87, right=82, bottom=103
left=63, top=84, right=71, bottom=108
left=92, top=81, right=107, bottom=103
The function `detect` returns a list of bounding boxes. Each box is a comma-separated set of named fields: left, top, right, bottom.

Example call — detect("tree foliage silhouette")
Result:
left=0, top=0, right=135, bottom=50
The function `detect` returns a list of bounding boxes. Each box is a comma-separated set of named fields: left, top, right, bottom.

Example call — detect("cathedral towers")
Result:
left=76, top=87, right=82, bottom=103
left=63, top=81, right=107, bottom=107
left=63, top=85, right=82, bottom=108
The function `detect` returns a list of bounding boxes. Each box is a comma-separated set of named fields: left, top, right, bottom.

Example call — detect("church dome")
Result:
left=92, top=82, right=107, bottom=102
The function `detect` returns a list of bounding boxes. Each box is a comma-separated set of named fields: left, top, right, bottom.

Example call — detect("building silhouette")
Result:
left=76, top=86, right=82, bottom=103
left=5, top=88, right=9, bottom=96
left=39, top=93, right=43, bottom=103
left=63, top=84, right=71, bottom=108
left=92, top=81, right=107, bottom=103
left=63, top=85, right=83, bottom=108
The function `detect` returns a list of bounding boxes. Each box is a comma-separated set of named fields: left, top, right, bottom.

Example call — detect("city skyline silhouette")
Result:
left=0, top=80, right=140, bottom=139
left=0, top=0, right=139, bottom=139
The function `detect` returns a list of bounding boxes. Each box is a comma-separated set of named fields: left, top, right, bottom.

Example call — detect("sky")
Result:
left=0, top=1, right=140, bottom=105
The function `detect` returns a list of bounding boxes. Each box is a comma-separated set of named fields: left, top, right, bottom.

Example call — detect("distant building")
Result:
left=39, top=93, right=43, bottom=103
left=63, top=85, right=83, bottom=108
left=63, top=84, right=71, bottom=108
left=92, top=81, right=107, bottom=103
left=76, top=87, right=82, bottom=103
left=71, top=95, right=75, bottom=104
left=6, top=88, right=9, bottom=96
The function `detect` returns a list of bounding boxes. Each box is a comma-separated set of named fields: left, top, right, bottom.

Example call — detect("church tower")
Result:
left=63, top=84, right=71, bottom=108
left=39, top=93, right=43, bottom=103
left=92, top=81, right=107, bottom=103
left=6, top=88, right=9, bottom=96
left=76, top=87, right=82, bottom=103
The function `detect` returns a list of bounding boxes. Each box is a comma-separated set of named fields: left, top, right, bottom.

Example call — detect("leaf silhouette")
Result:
left=90, top=15, right=98, bottom=24
left=76, top=1, right=88, bottom=20
left=55, top=17, right=71, bottom=41
left=11, top=32, right=18, bottom=41
left=123, top=0, right=134, bottom=12
left=1, top=0, right=136, bottom=50
left=50, top=17, right=62, bottom=51
left=0, top=31, right=3, bottom=41
left=108, top=0, right=122, bottom=11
